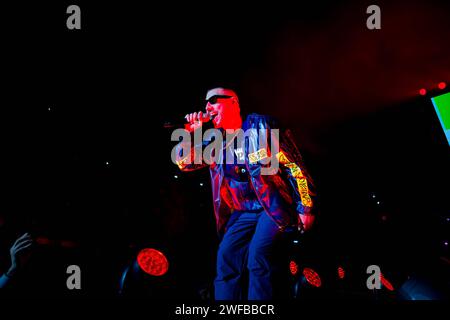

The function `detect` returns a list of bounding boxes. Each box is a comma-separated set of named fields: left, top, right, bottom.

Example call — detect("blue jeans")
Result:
left=214, top=209, right=283, bottom=300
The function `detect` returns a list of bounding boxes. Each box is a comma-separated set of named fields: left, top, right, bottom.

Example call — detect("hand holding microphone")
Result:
left=184, top=111, right=211, bottom=132
left=162, top=110, right=212, bottom=130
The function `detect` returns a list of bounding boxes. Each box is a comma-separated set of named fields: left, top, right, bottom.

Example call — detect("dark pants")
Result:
left=214, top=209, right=283, bottom=300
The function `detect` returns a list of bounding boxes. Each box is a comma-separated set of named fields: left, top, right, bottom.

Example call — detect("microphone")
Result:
left=163, top=111, right=212, bottom=129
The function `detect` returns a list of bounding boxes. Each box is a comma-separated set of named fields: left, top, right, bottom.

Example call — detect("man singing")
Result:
left=173, top=87, right=316, bottom=300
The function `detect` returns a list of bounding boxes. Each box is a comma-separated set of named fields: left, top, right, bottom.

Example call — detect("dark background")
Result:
left=0, top=0, right=449, bottom=298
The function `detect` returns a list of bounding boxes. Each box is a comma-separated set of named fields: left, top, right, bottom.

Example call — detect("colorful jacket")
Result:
left=175, top=113, right=316, bottom=237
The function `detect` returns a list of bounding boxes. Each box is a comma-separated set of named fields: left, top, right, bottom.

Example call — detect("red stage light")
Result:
left=303, top=268, right=322, bottom=287
left=419, top=88, right=427, bottom=96
left=289, top=260, right=298, bottom=275
left=337, top=266, right=345, bottom=279
left=438, top=82, right=447, bottom=90
left=35, top=237, right=53, bottom=245
left=137, top=248, right=169, bottom=276
left=60, top=240, right=78, bottom=248
left=380, top=273, right=394, bottom=291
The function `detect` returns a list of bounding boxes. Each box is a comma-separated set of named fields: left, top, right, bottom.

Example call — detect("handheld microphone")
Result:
left=163, top=111, right=211, bottom=129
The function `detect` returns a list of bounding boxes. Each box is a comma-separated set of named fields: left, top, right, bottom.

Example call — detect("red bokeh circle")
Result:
left=137, top=248, right=169, bottom=276
left=303, top=267, right=322, bottom=287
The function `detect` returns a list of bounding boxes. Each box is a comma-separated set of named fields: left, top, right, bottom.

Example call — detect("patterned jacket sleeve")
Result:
left=276, top=127, right=316, bottom=216
left=174, top=129, right=210, bottom=172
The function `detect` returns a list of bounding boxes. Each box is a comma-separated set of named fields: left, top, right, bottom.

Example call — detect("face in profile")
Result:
left=205, top=94, right=241, bottom=129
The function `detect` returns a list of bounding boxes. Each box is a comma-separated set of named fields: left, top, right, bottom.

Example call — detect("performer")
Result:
left=174, top=87, right=316, bottom=300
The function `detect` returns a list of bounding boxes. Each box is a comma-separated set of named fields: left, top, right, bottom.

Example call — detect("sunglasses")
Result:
left=207, top=95, right=233, bottom=104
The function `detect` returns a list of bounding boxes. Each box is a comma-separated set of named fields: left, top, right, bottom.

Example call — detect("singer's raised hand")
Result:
left=184, top=111, right=209, bottom=132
